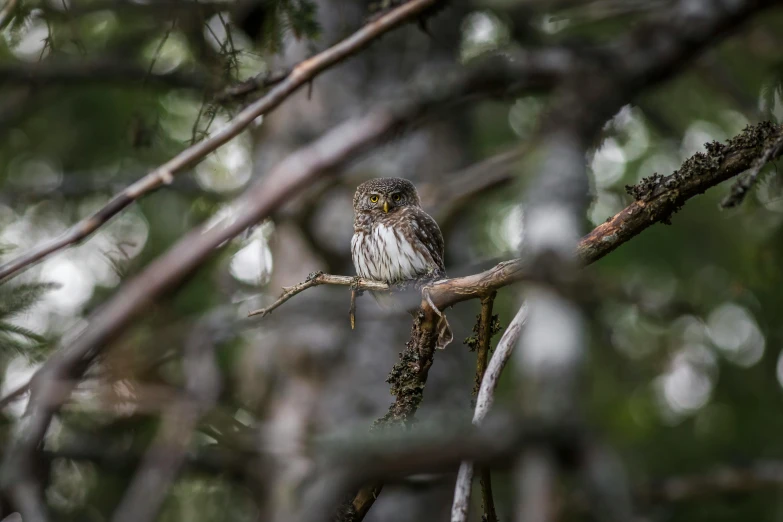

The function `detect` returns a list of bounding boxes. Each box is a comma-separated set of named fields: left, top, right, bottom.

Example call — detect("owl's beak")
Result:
left=382, top=200, right=389, bottom=213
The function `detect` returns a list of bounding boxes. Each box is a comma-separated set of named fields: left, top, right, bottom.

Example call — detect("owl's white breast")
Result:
left=351, top=223, right=429, bottom=283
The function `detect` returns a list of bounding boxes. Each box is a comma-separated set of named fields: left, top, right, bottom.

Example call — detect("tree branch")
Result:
left=339, top=119, right=783, bottom=521
left=247, top=272, right=389, bottom=318
left=721, top=131, right=783, bottom=207
left=451, top=304, right=528, bottom=522
left=260, top=121, right=783, bottom=327
left=474, top=295, right=499, bottom=522
left=0, top=35, right=572, bottom=521
left=0, top=0, right=443, bottom=284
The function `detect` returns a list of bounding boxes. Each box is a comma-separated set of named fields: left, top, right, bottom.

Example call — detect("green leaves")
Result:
left=240, top=0, right=321, bottom=53
left=0, top=281, right=59, bottom=319
left=0, top=281, right=58, bottom=358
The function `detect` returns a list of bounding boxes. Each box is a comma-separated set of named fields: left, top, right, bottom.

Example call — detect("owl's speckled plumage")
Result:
left=351, top=178, right=445, bottom=284
left=351, top=178, right=452, bottom=349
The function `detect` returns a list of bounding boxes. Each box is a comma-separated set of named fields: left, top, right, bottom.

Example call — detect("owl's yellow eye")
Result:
left=370, top=195, right=379, bottom=203
left=393, top=194, right=402, bottom=202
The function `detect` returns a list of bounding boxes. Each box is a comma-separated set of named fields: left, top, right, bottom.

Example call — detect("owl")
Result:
left=351, top=177, right=452, bottom=348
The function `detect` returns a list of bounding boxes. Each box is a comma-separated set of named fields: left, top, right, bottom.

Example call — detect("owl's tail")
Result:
left=370, top=291, right=399, bottom=311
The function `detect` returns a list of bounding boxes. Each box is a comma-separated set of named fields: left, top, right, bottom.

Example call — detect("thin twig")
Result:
left=143, top=19, right=176, bottom=86
left=214, top=69, right=291, bottom=103
left=247, top=273, right=389, bottom=318
left=0, top=0, right=443, bottom=284
left=721, top=133, right=783, bottom=207
left=475, top=294, right=499, bottom=522
left=0, top=380, right=30, bottom=409
left=451, top=304, right=528, bottom=522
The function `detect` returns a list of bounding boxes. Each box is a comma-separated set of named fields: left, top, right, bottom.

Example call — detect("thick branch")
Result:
left=0, top=26, right=570, bottom=522
left=341, top=120, right=783, bottom=521
left=267, top=123, right=783, bottom=328
left=253, top=121, right=783, bottom=366
left=0, top=0, right=442, bottom=284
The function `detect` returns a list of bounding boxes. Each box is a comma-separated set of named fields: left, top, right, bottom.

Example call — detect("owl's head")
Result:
left=353, top=177, right=421, bottom=214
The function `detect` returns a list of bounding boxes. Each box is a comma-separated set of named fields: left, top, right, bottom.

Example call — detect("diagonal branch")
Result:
left=451, top=303, right=528, bottom=522
left=0, top=0, right=442, bottom=284
left=338, top=120, right=783, bottom=522
left=250, top=121, right=783, bottom=323
left=0, top=42, right=566, bottom=522
left=721, top=132, right=783, bottom=207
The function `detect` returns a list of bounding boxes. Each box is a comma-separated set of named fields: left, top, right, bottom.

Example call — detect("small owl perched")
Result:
left=351, top=177, right=452, bottom=348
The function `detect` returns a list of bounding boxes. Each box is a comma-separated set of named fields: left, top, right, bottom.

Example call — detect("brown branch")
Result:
left=0, top=0, right=443, bottom=284
left=340, top=120, right=783, bottom=521
left=244, top=120, right=783, bottom=522
left=276, top=122, right=782, bottom=328
left=452, top=304, right=528, bottom=522
left=641, top=461, right=783, bottom=504
left=721, top=132, right=783, bottom=207
left=247, top=272, right=389, bottom=318
left=474, top=294, right=499, bottom=522
left=426, top=144, right=528, bottom=220
left=0, top=109, right=407, bottom=522
left=0, top=33, right=569, bottom=520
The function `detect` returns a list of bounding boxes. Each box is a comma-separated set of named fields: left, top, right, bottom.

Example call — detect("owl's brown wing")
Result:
left=408, top=207, right=451, bottom=349
left=408, top=206, right=446, bottom=276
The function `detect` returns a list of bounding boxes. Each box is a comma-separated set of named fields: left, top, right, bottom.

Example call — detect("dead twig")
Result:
left=247, top=272, right=389, bottom=318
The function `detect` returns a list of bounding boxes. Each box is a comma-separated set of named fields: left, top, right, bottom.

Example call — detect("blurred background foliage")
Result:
left=1, top=1, right=783, bottom=521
